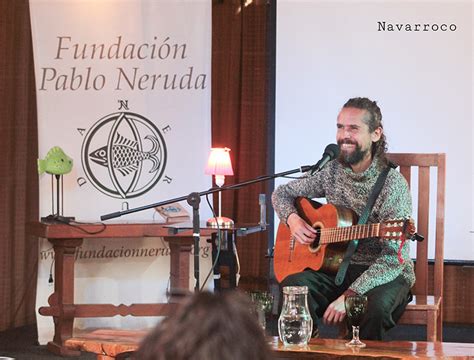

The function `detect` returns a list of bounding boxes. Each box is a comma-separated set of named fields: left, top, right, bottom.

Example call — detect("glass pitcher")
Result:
left=278, top=286, right=313, bottom=346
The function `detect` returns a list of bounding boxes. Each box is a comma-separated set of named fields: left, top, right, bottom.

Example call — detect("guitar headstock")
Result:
left=380, top=219, right=416, bottom=241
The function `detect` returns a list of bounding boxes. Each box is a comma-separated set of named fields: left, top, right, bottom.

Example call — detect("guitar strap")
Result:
left=334, top=162, right=396, bottom=286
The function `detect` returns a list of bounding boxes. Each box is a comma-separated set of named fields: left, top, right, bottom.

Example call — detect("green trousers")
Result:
left=280, top=264, right=412, bottom=340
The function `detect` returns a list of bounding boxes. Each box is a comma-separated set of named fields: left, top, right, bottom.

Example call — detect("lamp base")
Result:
left=41, top=214, right=75, bottom=224
left=206, top=216, right=234, bottom=228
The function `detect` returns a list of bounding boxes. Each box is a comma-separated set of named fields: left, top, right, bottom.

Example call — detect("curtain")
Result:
left=212, top=0, right=274, bottom=290
left=0, top=0, right=39, bottom=331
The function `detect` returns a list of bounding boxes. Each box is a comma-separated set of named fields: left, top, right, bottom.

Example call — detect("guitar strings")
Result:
left=309, top=223, right=402, bottom=243
left=311, top=224, right=378, bottom=235
left=309, top=224, right=384, bottom=244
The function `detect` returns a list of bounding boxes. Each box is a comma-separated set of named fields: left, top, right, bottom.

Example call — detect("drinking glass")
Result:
left=344, top=294, right=368, bottom=348
left=249, top=291, right=274, bottom=330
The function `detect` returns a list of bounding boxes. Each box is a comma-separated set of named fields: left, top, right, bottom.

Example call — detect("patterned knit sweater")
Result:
left=271, top=157, right=415, bottom=295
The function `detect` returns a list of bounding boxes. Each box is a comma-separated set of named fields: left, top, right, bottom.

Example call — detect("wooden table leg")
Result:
left=40, top=238, right=83, bottom=356
left=166, top=236, right=193, bottom=299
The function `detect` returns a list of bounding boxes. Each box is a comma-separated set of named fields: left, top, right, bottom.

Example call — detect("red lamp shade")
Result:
left=205, top=148, right=234, bottom=176
left=204, top=147, right=234, bottom=228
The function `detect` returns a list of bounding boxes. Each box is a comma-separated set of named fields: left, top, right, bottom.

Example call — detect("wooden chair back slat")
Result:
left=416, top=166, right=430, bottom=296
left=434, top=154, right=446, bottom=297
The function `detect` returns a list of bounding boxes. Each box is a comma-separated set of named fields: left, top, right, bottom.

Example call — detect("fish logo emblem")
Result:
left=82, top=112, right=167, bottom=199
left=89, top=133, right=161, bottom=176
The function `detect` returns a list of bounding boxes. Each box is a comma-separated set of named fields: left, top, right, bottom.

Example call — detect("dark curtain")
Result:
left=0, top=0, right=39, bottom=331
left=212, top=0, right=274, bottom=290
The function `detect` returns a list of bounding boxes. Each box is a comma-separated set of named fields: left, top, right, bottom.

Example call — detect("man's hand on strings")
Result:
left=287, top=213, right=317, bottom=245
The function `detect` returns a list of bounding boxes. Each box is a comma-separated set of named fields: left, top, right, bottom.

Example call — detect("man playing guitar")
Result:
left=272, top=97, right=414, bottom=340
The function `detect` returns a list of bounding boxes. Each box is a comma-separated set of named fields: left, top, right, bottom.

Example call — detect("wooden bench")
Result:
left=65, top=329, right=474, bottom=359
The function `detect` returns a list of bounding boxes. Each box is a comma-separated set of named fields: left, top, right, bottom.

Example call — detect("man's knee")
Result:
left=361, top=299, right=398, bottom=340
left=364, top=300, right=390, bottom=324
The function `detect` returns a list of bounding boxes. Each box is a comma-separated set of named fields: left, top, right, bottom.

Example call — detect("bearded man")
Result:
left=272, top=97, right=414, bottom=340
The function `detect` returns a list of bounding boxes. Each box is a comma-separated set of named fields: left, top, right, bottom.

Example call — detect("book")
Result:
left=155, top=202, right=190, bottom=223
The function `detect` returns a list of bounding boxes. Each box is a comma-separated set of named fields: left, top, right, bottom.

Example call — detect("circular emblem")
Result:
left=81, top=112, right=167, bottom=199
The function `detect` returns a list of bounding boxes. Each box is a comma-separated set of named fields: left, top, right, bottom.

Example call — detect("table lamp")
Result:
left=37, top=146, right=74, bottom=223
left=205, top=147, right=234, bottom=228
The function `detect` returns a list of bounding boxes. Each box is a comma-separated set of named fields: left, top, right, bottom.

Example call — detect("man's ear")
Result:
left=371, top=127, right=382, bottom=142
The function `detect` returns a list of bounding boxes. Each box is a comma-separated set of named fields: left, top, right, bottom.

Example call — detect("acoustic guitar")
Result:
left=273, top=197, right=416, bottom=283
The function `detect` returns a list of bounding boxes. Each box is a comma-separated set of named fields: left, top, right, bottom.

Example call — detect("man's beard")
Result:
left=338, top=140, right=370, bottom=166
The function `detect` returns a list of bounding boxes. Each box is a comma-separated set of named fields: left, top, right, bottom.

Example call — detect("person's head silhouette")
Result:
left=136, top=290, right=272, bottom=360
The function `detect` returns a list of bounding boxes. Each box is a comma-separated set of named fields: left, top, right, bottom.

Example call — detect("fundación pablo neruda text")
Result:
left=38, top=36, right=207, bottom=91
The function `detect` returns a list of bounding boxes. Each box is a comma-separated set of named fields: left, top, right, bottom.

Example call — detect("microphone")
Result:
left=301, top=144, right=339, bottom=175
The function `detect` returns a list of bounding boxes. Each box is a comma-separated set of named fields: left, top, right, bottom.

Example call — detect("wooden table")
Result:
left=65, top=330, right=474, bottom=359
left=29, top=221, right=215, bottom=356
left=273, top=338, right=474, bottom=359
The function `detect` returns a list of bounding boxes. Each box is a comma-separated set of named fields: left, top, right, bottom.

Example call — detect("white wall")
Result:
left=275, top=0, right=473, bottom=260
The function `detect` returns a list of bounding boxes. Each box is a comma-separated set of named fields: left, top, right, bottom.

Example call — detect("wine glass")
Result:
left=249, top=291, right=274, bottom=330
left=344, top=294, right=368, bottom=348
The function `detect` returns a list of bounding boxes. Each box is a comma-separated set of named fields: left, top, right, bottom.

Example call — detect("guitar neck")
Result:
left=320, top=223, right=381, bottom=244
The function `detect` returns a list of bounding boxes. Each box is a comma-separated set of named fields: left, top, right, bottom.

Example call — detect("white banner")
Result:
left=30, top=0, right=212, bottom=344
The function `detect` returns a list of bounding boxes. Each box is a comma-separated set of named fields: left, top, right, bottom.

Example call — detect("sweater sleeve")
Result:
left=271, top=165, right=332, bottom=223
left=349, top=171, right=413, bottom=294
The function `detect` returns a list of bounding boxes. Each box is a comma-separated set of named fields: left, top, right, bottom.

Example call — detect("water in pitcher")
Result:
left=278, top=286, right=313, bottom=346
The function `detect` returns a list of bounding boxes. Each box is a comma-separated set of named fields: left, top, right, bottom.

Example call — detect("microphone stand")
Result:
left=100, top=163, right=316, bottom=292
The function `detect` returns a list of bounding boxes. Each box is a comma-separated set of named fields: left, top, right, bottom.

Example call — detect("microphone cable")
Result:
left=200, top=192, right=222, bottom=291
